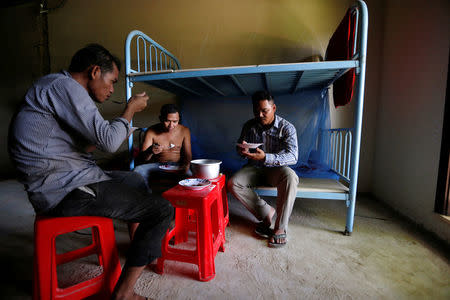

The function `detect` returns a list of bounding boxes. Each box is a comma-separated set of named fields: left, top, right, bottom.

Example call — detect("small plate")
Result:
left=159, top=164, right=183, bottom=172
left=178, top=178, right=211, bottom=190
left=236, top=143, right=263, bottom=149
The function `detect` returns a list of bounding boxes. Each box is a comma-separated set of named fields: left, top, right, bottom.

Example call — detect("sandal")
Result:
left=268, top=232, right=287, bottom=248
left=254, top=222, right=272, bottom=238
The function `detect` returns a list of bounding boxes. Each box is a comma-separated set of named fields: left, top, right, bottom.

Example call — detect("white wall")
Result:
left=373, top=0, right=450, bottom=242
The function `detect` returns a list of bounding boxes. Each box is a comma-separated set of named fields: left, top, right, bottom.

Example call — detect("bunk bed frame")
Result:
left=125, top=0, right=368, bottom=235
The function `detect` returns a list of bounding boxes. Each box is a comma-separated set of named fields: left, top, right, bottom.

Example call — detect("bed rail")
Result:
left=350, top=5, right=360, bottom=60
left=321, top=128, right=353, bottom=182
left=125, top=30, right=181, bottom=74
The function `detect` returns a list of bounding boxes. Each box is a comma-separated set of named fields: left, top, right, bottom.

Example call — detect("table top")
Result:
left=163, top=183, right=217, bottom=200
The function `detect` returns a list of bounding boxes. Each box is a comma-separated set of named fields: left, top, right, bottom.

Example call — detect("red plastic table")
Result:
left=174, top=174, right=228, bottom=245
left=157, top=180, right=225, bottom=281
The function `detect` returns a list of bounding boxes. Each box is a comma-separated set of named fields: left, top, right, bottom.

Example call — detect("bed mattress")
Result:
left=128, top=60, right=358, bottom=97
left=255, top=178, right=349, bottom=200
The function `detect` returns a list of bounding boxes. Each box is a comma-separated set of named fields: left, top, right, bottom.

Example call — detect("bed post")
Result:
left=124, top=30, right=182, bottom=170
left=125, top=31, right=134, bottom=170
left=345, top=0, right=368, bottom=235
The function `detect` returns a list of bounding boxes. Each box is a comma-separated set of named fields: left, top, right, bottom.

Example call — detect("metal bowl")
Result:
left=190, top=159, right=222, bottom=179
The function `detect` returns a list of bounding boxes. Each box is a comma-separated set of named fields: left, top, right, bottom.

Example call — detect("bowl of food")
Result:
left=190, top=159, right=222, bottom=179
left=236, top=142, right=263, bottom=149
left=178, top=178, right=211, bottom=190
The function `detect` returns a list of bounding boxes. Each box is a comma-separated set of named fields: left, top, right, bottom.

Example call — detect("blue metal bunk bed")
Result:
left=124, top=0, right=368, bottom=235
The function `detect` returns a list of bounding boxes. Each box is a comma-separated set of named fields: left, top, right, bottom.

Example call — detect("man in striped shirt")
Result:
left=8, top=44, right=172, bottom=300
left=228, top=91, right=299, bottom=248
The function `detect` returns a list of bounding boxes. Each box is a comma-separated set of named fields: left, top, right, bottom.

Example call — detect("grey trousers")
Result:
left=228, top=165, right=299, bottom=232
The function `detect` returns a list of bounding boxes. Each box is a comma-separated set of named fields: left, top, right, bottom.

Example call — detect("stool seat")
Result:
left=157, top=182, right=225, bottom=281
left=33, top=215, right=122, bottom=300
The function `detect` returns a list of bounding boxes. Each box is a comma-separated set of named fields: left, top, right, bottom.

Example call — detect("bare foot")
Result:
left=269, top=228, right=287, bottom=247
left=112, top=265, right=146, bottom=300
left=131, top=293, right=147, bottom=300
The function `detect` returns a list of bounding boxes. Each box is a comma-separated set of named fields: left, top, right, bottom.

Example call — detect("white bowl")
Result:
left=190, top=159, right=222, bottom=179
left=236, top=143, right=263, bottom=149
left=179, top=178, right=211, bottom=190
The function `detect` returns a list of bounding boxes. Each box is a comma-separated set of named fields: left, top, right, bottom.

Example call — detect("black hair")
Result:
left=68, top=43, right=121, bottom=74
left=251, top=90, right=274, bottom=106
left=159, top=104, right=181, bottom=123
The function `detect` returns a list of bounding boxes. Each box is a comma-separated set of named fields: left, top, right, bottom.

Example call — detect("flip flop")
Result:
left=254, top=222, right=272, bottom=238
left=268, top=232, right=287, bottom=248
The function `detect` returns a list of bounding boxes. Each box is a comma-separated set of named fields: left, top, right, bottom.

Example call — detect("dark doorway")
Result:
left=435, top=50, right=450, bottom=216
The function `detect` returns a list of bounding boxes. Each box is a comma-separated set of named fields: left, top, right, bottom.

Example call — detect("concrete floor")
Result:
left=0, top=179, right=449, bottom=299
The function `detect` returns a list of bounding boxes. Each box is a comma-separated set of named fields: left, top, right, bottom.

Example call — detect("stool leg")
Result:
left=95, top=219, right=122, bottom=296
left=215, top=192, right=225, bottom=252
left=222, top=188, right=229, bottom=227
left=196, top=203, right=215, bottom=281
left=174, top=208, right=189, bottom=244
left=216, top=175, right=229, bottom=227
left=211, top=184, right=226, bottom=252
left=34, top=221, right=57, bottom=300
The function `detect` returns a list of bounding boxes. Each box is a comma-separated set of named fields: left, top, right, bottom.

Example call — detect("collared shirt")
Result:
left=238, top=115, right=298, bottom=167
left=8, top=70, right=131, bottom=213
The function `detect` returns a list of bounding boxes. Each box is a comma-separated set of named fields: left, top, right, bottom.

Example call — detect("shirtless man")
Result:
left=134, top=103, right=192, bottom=184
left=128, top=104, right=191, bottom=240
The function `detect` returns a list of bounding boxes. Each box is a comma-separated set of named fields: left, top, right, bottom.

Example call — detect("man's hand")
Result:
left=128, top=92, right=148, bottom=112
left=152, top=143, right=163, bottom=154
left=237, top=141, right=249, bottom=156
left=237, top=141, right=265, bottom=161
left=242, top=147, right=266, bottom=161
left=122, top=92, right=149, bottom=122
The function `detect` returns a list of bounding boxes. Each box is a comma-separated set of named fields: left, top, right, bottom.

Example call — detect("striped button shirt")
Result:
left=8, top=70, right=131, bottom=213
left=238, top=115, right=298, bottom=167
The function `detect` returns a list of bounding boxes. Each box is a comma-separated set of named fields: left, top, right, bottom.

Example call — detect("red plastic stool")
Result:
left=174, top=174, right=229, bottom=245
left=33, top=215, right=122, bottom=300
left=157, top=183, right=225, bottom=281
